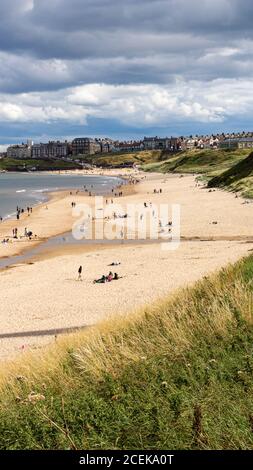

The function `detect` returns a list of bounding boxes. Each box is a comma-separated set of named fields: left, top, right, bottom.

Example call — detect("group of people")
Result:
left=12, top=228, right=18, bottom=238
left=1, top=204, right=36, bottom=244
left=144, top=201, right=154, bottom=208
left=112, top=190, right=124, bottom=197
left=24, top=227, right=34, bottom=239
left=16, top=206, right=33, bottom=220
left=153, top=188, right=163, bottom=194
left=77, top=264, right=121, bottom=284
left=9, top=226, right=35, bottom=241
left=93, top=272, right=120, bottom=284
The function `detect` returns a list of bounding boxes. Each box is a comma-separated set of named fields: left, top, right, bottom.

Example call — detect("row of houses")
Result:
left=112, top=137, right=183, bottom=152
left=6, top=134, right=253, bottom=160
left=7, top=138, right=113, bottom=159
left=143, top=137, right=182, bottom=151
left=7, top=136, right=182, bottom=159
left=220, top=137, right=253, bottom=150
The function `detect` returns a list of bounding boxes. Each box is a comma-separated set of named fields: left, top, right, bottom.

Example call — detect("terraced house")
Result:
left=143, top=136, right=181, bottom=151
left=7, top=143, right=32, bottom=159
left=72, top=138, right=102, bottom=155
left=220, top=137, right=253, bottom=149
left=32, top=141, right=69, bottom=158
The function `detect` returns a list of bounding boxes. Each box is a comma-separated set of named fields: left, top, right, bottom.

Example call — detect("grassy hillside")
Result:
left=0, top=157, right=82, bottom=172
left=208, top=152, right=253, bottom=198
left=0, top=151, right=163, bottom=171
left=142, top=149, right=250, bottom=179
left=0, top=255, right=253, bottom=449
left=80, top=150, right=162, bottom=167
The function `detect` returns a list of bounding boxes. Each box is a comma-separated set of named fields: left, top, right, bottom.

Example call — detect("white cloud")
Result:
left=0, top=79, right=252, bottom=129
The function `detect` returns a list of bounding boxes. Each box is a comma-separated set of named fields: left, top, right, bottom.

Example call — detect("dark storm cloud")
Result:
left=0, top=0, right=253, bottom=141
left=28, top=0, right=253, bottom=36
left=0, top=1, right=252, bottom=63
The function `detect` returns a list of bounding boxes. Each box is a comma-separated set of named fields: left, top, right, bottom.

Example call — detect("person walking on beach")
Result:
left=78, top=265, right=83, bottom=281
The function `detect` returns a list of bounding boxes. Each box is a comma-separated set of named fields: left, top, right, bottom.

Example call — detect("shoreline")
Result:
left=0, top=172, right=135, bottom=260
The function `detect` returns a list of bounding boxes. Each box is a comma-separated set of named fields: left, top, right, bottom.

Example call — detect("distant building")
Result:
left=32, top=144, right=42, bottom=158
left=113, top=141, right=144, bottom=152
left=72, top=138, right=101, bottom=155
left=143, top=137, right=180, bottom=151
left=7, top=143, right=32, bottom=159
left=185, top=138, right=197, bottom=150
left=100, top=141, right=113, bottom=153
left=220, top=138, right=253, bottom=150
left=32, top=141, right=69, bottom=159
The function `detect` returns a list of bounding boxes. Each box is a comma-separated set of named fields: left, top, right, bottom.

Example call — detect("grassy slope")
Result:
left=142, top=149, right=250, bottom=178
left=208, top=152, right=253, bottom=198
left=80, top=150, right=162, bottom=167
left=0, top=255, right=253, bottom=449
left=0, top=158, right=81, bottom=171
left=0, top=151, right=161, bottom=171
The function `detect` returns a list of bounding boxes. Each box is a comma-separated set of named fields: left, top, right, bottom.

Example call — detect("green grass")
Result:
left=0, top=151, right=162, bottom=171
left=0, top=158, right=82, bottom=171
left=79, top=150, right=162, bottom=167
left=0, top=255, right=253, bottom=449
left=142, top=148, right=250, bottom=179
left=208, top=152, right=253, bottom=198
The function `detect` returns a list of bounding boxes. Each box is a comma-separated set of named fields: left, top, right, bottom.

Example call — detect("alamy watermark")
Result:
left=72, top=196, right=181, bottom=251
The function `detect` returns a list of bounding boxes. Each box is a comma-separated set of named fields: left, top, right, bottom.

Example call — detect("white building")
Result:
left=7, top=143, right=32, bottom=159
left=32, top=141, right=69, bottom=159
left=143, top=136, right=180, bottom=151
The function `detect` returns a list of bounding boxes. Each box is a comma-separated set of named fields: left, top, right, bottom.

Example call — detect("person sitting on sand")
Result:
left=93, top=275, right=106, bottom=284
left=107, top=272, right=113, bottom=282
left=113, top=273, right=119, bottom=280
left=109, top=261, right=121, bottom=266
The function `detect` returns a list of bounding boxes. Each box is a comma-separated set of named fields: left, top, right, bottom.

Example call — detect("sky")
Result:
left=0, top=0, right=253, bottom=147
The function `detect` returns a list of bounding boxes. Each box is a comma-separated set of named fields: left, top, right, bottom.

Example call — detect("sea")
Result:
left=0, top=172, right=122, bottom=220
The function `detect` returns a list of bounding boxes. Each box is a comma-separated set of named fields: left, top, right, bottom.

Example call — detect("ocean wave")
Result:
left=31, top=187, right=59, bottom=193
left=3, top=212, right=16, bottom=220
left=31, top=188, right=48, bottom=193
left=16, top=189, right=26, bottom=193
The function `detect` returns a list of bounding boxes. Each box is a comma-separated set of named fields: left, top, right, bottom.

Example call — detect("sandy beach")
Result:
left=0, top=170, right=253, bottom=360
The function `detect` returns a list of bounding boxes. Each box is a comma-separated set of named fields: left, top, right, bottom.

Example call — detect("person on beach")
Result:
left=93, top=271, right=116, bottom=284
left=93, top=275, right=106, bottom=284
left=78, top=265, right=82, bottom=281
